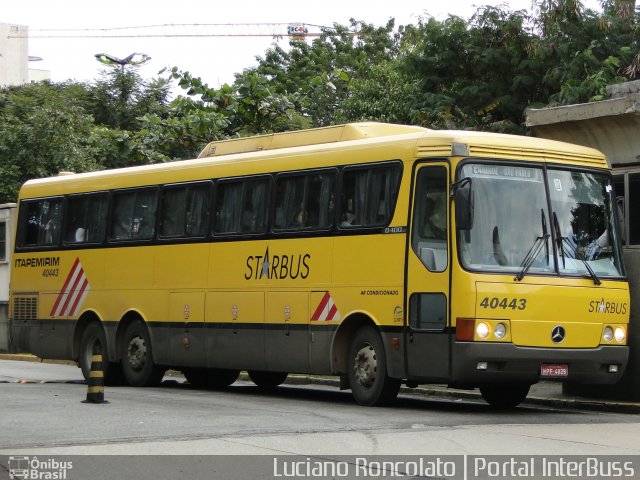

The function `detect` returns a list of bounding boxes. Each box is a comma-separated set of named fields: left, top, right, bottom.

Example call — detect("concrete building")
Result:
left=526, top=81, right=640, bottom=399
left=0, top=21, right=50, bottom=87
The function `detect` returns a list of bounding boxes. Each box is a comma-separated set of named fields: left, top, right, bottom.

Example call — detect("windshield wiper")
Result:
left=553, top=212, right=565, bottom=269
left=553, top=212, right=601, bottom=286
left=561, top=237, right=602, bottom=285
left=515, top=234, right=550, bottom=281
left=515, top=209, right=549, bottom=282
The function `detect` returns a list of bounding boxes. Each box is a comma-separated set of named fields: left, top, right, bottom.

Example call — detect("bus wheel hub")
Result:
left=354, top=344, right=377, bottom=388
left=127, top=336, right=146, bottom=370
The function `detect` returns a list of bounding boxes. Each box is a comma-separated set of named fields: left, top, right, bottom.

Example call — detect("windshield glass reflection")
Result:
left=458, top=164, right=553, bottom=275
left=548, top=169, right=623, bottom=278
left=457, top=163, right=624, bottom=279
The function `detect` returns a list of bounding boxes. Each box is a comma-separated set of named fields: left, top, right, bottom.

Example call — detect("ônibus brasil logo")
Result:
left=9, top=456, right=73, bottom=480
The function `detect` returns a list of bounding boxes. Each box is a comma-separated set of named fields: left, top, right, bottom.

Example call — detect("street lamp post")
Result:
left=94, top=52, right=151, bottom=71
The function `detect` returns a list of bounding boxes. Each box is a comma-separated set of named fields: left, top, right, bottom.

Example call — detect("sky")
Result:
left=3, top=0, right=602, bottom=90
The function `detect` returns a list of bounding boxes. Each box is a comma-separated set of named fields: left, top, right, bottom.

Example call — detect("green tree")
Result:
left=399, top=7, right=539, bottom=133
left=533, top=0, right=639, bottom=104
left=87, top=67, right=172, bottom=131
left=334, top=60, right=419, bottom=124
left=0, top=82, right=101, bottom=202
left=159, top=66, right=309, bottom=146
left=253, top=20, right=400, bottom=126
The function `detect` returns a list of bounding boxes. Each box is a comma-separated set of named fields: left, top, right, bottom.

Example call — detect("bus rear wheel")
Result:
left=480, top=384, right=530, bottom=409
left=183, top=368, right=240, bottom=388
left=348, top=326, right=400, bottom=406
left=248, top=371, right=288, bottom=388
left=78, top=322, right=123, bottom=386
left=120, top=321, right=165, bottom=387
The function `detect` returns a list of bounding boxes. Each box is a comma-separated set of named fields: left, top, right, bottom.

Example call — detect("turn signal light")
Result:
left=456, top=318, right=476, bottom=341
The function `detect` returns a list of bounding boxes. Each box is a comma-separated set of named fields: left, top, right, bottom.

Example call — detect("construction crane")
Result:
left=8, top=23, right=357, bottom=41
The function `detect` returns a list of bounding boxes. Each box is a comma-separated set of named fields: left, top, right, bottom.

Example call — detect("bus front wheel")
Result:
left=480, top=384, right=530, bottom=409
left=248, top=371, right=288, bottom=388
left=78, top=322, right=123, bottom=386
left=348, top=326, right=400, bottom=406
left=120, top=321, right=165, bottom=387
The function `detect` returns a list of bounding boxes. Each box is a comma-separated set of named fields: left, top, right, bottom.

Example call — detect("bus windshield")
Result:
left=457, top=163, right=624, bottom=279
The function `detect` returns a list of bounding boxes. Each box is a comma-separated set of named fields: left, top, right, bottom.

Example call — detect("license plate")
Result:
left=540, top=364, right=569, bottom=378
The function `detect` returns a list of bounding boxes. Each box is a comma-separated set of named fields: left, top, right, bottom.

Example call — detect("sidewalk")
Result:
left=2, top=354, right=639, bottom=412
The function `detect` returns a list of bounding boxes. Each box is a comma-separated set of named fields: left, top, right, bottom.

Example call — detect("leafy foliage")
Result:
left=1, top=0, right=638, bottom=202
left=252, top=20, right=401, bottom=126
left=534, top=0, right=639, bottom=105
left=0, top=82, right=100, bottom=202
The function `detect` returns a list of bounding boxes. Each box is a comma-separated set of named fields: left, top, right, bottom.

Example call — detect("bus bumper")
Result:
left=451, top=342, right=628, bottom=386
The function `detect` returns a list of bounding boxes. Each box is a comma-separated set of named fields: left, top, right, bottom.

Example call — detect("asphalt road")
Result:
left=1, top=359, right=639, bottom=479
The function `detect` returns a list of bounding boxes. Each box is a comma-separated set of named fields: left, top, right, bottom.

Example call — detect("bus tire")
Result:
left=480, top=383, right=530, bottom=409
left=121, top=321, right=165, bottom=387
left=183, top=368, right=240, bottom=388
left=248, top=371, right=288, bottom=388
left=79, top=322, right=123, bottom=386
left=348, top=326, right=400, bottom=406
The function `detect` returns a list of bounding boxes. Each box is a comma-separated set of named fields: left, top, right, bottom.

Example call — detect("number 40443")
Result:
left=479, top=297, right=527, bottom=310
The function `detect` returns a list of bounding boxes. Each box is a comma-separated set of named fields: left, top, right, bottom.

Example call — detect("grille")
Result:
left=468, top=145, right=607, bottom=167
left=13, top=295, right=38, bottom=321
left=416, top=145, right=453, bottom=157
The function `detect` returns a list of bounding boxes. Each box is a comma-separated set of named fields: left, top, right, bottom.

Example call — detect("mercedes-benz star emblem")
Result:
left=551, top=325, right=566, bottom=344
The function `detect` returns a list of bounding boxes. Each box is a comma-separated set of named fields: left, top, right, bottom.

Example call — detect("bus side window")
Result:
left=0, top=221, right=6, bottom=260
left=185, top=185, right=209, bottom=236
left=133, top=190, right=158, bottom=239
left=411, top=166, right=448, bottom=272
left=308, top=173, right=336, bottom=228
left=340, top=165, right=400, bottom=228
left=19, top=198, right=63, bottom=247
left=274, top=176, right=305, bottom=229
left=273, top=171, right=336, bottom=231
left=628, top=173, right=640, bottom=245
left=214, top=181, right=241, bottom=234
left=65, top=193, right=108, bottom=244
left=110, top=189, right=158, bottom=241
left=240, top=178, right=269, bottom=234
left=214, top=177, right=268, bottom=235
left=160, top=187, right=186, bottom=237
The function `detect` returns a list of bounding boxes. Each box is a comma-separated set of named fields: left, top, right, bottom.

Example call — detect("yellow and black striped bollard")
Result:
left=82, top=342, right=108, bottom=404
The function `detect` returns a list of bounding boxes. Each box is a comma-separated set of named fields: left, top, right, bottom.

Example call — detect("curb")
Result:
left=0, top=353, right=76, bottom=365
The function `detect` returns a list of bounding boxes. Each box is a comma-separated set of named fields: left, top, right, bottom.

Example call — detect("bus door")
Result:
left=405, top=163, right=450, bottom=381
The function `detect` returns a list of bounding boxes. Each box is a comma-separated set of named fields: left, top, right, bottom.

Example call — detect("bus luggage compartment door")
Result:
left=168, top=292, right=205, bottom=367
left=265, top=291, right=310, bottom=373
left=206, top=291, right=265, bottom=370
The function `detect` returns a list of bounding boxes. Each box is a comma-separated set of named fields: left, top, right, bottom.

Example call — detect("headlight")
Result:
left=494, top=323, right=507, bottom=339
left=603, top=326, right=614, bottom=342
left=614, top=327, right=626, bottom=343
left=476, top=322, right=490, bottom=339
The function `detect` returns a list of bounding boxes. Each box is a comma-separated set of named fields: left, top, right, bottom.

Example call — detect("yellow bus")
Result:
left=9, top=122, right=630, bottom=407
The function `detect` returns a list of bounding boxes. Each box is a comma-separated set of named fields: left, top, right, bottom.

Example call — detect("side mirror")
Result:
left=454, top=178, right=474, bottom=230
left=616, top=196, right=626, bottom=243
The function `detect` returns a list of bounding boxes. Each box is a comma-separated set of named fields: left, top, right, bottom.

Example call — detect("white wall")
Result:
left=0, top=204, right=16, bottom=353
left=0, top=22, right=29, bottom=87
left=0, top=204, right=17, bottom=303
